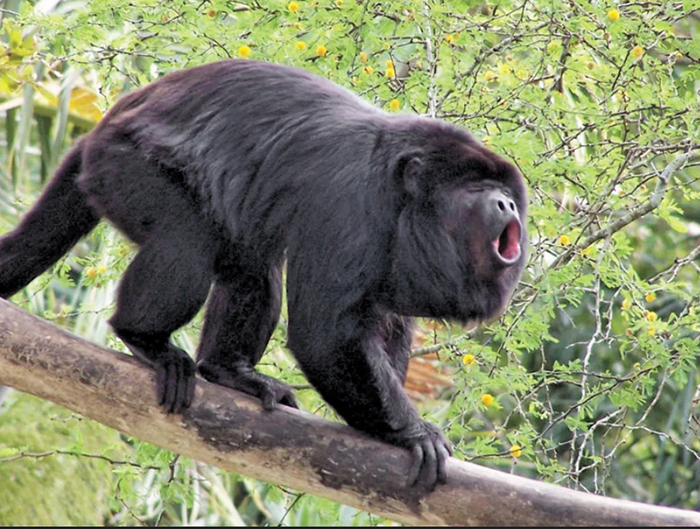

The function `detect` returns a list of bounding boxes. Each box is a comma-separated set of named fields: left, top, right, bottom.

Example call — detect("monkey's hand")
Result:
left=198, top=363, right=298, bottom=411
left=382, top=419, right=451, bottom=491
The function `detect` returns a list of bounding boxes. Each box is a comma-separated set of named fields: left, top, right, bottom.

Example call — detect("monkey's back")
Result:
left=85, top=60, right=392, bottom=262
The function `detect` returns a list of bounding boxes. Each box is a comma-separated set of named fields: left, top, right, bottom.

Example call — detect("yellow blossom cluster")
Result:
left=481, top=393, right=494, bottom=407
left=85, top=265, right=106, bottom=279
left=462, top=354, right=476, bottom=366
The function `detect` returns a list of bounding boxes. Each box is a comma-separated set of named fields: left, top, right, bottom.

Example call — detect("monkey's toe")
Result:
left=198, top=363, right=297, bottom=410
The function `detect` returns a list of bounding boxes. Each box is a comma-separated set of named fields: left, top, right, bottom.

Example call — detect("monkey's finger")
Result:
left=436, top=442, right=450, bottom=484
left=173, top=360, right=189, bottom=414
left=261, top=391, right=277, bottom=411
left=421, top=440, right=439, bottom=491
left=407, top=444, right=424, bottom=487
left=156, top=364, right=167, bottom=407
left=185, top=371, right=196, bottom=410
left=166, top=364, right=180, bottom=413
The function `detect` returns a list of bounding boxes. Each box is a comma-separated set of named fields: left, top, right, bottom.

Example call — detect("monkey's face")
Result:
left=389, top=139, right=527, bottom=324
left=444, top=180, right=527, bottom=322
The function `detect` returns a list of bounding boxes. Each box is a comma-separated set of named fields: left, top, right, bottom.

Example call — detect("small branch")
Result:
left=1, top=299, right=699, bottom=526
left=0, top=449, right=160, bottom=470
left=649, top=241, right=700, bottom=283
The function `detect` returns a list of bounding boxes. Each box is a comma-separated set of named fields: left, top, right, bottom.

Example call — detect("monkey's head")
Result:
left=389, top=121, right=528, bottom=324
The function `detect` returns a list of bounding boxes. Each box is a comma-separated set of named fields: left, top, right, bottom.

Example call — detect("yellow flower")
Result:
left=484, top=70, right=496, bottom=82
left=237, top=45, right=251, bottom=58
left=97, top=265, right=106, bottom=275
left=482, top=135, right=492, bottom=146
left=335, top=0, right=343, bottom=6
left=363, top=66, right=374, bottom=75
left=359, top=51, right=368, bottom=62
left=316, top=44, right=327, bottom=56
left=462, top=354, right=476, bottom=366
left=295, top=41, right=307, bottom=51
left=288, top=1, right=300, bottom=13
left=499, top=64, right=511, bottom=75
left=509, top=444, right=523, bottom=458
left=607, top=9, right=620, bottom=21
left=388, top=99, right=400, bottom=111
left=558, top=234, right=571, bottom=246
left=647, top=326, right=656, bottom=337
left=675, top=51, right=683, bottom=59
left=645, top=292, right=656, bottom=303
left=633, top=362, right=641, bottom=369
left=85, top=267, right=97, bottom=279
left=621, top=299, right=631, bottom=310
left=632, top=45, right=644, bottom=58
left=646, top=311, right=657, bottom=322
left=385, top=59, right=394, bottom=69
left=444, top=34, right=454, bottom=44
left=481, top=393, right=494, bottom=407
left=385, top=66, right=395, bottom=78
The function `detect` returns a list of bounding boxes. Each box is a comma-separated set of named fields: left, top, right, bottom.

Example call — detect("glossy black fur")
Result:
left=0, top=60, right=527, bottom=490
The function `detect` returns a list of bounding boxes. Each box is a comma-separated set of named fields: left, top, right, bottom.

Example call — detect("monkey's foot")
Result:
left=121, top=338, right=196, bottom=414
left=198, top=363, right=298, bottom=410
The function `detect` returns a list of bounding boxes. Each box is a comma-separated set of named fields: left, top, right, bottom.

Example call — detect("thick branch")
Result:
left=0, top=299, right=698, bottom=526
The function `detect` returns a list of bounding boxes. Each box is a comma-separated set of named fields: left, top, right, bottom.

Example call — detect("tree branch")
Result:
left=548, top=149, right=699, bottom=271
left=0, top=299, right=698, bottom=526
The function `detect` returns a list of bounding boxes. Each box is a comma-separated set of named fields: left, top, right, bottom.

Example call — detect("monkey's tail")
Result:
left=0, top=140, right=100, bottom=299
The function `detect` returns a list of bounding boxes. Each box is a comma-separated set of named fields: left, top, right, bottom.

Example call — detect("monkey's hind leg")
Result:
left=109, top=223, right=217, bottom=413
left=81, top=144, right=218, bottom=413
left=196, top=263, right=298, bottom=410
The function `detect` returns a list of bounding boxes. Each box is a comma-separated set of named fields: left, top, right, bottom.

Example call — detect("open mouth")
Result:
left=493, top=220, right=522, bottom=263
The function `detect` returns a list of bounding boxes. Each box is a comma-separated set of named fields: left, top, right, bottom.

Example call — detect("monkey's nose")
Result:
left=488, top=191, right=518, bottom=221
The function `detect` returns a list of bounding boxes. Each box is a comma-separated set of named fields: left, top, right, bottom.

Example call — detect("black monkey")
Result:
left=0, top=60, right=527, bottom=490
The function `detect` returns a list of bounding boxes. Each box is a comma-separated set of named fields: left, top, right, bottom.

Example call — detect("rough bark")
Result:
left=0, top=299, right=698, bottom=526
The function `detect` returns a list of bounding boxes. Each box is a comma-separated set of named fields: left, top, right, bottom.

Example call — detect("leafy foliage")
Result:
left=1, top=0, right=700, bottom=524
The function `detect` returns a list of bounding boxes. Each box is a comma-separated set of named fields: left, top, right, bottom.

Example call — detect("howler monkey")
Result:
left=0, top=60, right=527, bottom=490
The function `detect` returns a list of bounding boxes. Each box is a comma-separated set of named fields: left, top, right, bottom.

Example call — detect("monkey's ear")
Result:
left=394, top=151, right=426, bottom=199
